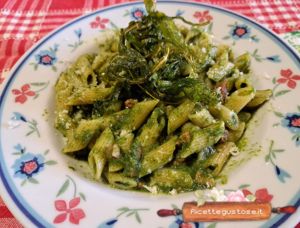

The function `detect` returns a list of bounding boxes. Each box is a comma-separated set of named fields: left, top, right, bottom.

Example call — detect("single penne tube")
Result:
left=177, top=121, right=225, bottom=159
left=120, top=99, right=159, bottom=131
left=88, top=128, right=114, bottom=180
left=238, top=112, right=252, bottom=123
left=217, top=72, right=238, bottom=93
left=234, top=52, right=251, bottom=73
left=224, top=86, right=256, bottom=113
left=215, top=44, right=231, bottom=58
left=150, top=168, right=193, bottom=192
left=227, top=121, right=246, bottom=142
left=188, top=108, right=216, bottom=128
left=67, top=86, right=115, bottom=105
left=181, top=122, right=200, bottom=133
left=204, top=142, right=238, bottom=176
left=106, top=172, right=138, bottom=189
left=246, top=89, right=272, bottom=108
left=89, top=152, right=106, bottom=180
left=98, top=109, right=130, bottom=130
left=92, top=100, right=122, bottom=118
left=207, top=51, right=234, bottom=82
left=116, top=130, right=135, bottom=153
left=194, top=170, right=215, bottom=188
left=139, top=136, right=178, bottom=177
left=136, top=107, right=166, bottom=151
left=74, top=54, right=95, bottom=84
left=168, top=99, right=195, bottom=134
left=63, top=119, right=104, bottom=153
left=123, top=140, right=143, bottom=177
left=234, top=74, right=251, bottom=89
left=108, top=159, right=124, bottom=172
left=209, top=105, right=239, bottom=130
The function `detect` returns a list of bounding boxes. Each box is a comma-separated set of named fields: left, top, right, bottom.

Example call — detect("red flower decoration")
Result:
left=180, top=223, right=193, bottom=228
left=12, top=84, right=36, bottom=104
left=277, top=69, right=300, bottom=89
left=292, top=118, right=300, bottom=127
left=242, top=188, right=273, bottom=203
left=133, top=10, right=143, bottom=19
left=53, top=197, right=86, bottom=224
left=193, top=10, right=213, bottom=23
left=241, top=189, right=252, bottom=197
left=90, top=16, right=109, bottom=29
left=235, top=28, right=247, bottom=37
left=22, top=160, right=39, bottom=175
left=0, top=76, right=4, bottom=84
left=255, top=188, right=273, bottom=203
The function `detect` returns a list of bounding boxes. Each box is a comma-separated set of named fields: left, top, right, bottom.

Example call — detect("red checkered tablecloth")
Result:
left=0, top=0, right=300, bottom=227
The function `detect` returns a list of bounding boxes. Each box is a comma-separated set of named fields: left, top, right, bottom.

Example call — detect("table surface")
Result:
left=0, top=0, right=300, bottom=227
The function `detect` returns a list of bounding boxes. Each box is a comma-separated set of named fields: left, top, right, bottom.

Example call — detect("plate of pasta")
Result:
left=0, top=0, right=299, bottom=227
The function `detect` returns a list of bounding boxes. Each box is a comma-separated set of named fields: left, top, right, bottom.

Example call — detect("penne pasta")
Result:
left=224, top=86, right=256, bottom=113
left=88, top=128, right=114, bottom=180
left=54, top=0, right=270, bottom=194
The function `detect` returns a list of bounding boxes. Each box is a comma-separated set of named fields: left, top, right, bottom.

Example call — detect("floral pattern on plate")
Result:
left=30, top=44, right=59, bottom=71
left=53, top=175, right=86, bottom=225
left=98, top=207, right=149, bottom=228
left=124, top=7, right=147, bottom=20
left=68, top=29, right=84, bottom=52
left=223, top=22, right=259, bottom=44
left=11, top=81, right=49, bottom=104
left=11, top=144, right=56, bottom=186
left=193, top=10, right=213, bottom=23
left=273, top=107, right=300, bottom=146
left=250, top=49, right=281, bottom=63
left=0, top=2, right=300, bottom=227
left=9, top=112, right=40, bottom=137
left=265, top=140, right=291, bottom=182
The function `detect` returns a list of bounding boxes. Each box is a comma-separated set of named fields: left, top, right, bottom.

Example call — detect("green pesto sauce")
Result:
left=56, top=0, right=271, bottom=194
left=219, top=105, right=268, bottom=184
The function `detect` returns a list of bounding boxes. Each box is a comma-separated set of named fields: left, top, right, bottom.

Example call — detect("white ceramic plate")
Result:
left=1, top=1, right=299, bottom=227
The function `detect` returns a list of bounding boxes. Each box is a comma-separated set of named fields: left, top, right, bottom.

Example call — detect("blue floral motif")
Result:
left=68, top=29, right=84, bottom=52
left=9, top=112, right=40, bottom=137
left=275, top=165, right=291, bottom=183
left=224, top=23, right=259, bottom=44
left=250, top=49, right=281, bottom=63
left=11, top=144, right=56, bottom=186
left=169, top=215, right=203, bottom=228
left=74, top=28, right=82, bottom=39
left=32, top=44, right=58, bottom=71
left=129, top=7, right=146, bottom=20
left=98, top=207, right=148, bottom=227
left=265, top=55, right=281, bottom=63
left=11, top=112, right=27, bottom=122
left=13, top=144, right=25, bottom=153
left=230, top=24, right=251, bottom=40
left=281, top=113, right=300, bottom=134
left=131, top=7, right=146, bottom=20
left=12, top=153, right=45, bottom=179
left=274, top=110, right=300, bottom=146
left=98, top=218, right=118, bottom=228
left=35, top=50, right=57, bottom=65
left=175, top=10, right=185, bottom=17
left=266, top=140, right=292, bottom=183
left=35, top=45, right=58, bottom=66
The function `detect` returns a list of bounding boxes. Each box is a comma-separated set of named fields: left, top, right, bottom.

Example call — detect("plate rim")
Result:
left=0, top=1, right=299, bottom=227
